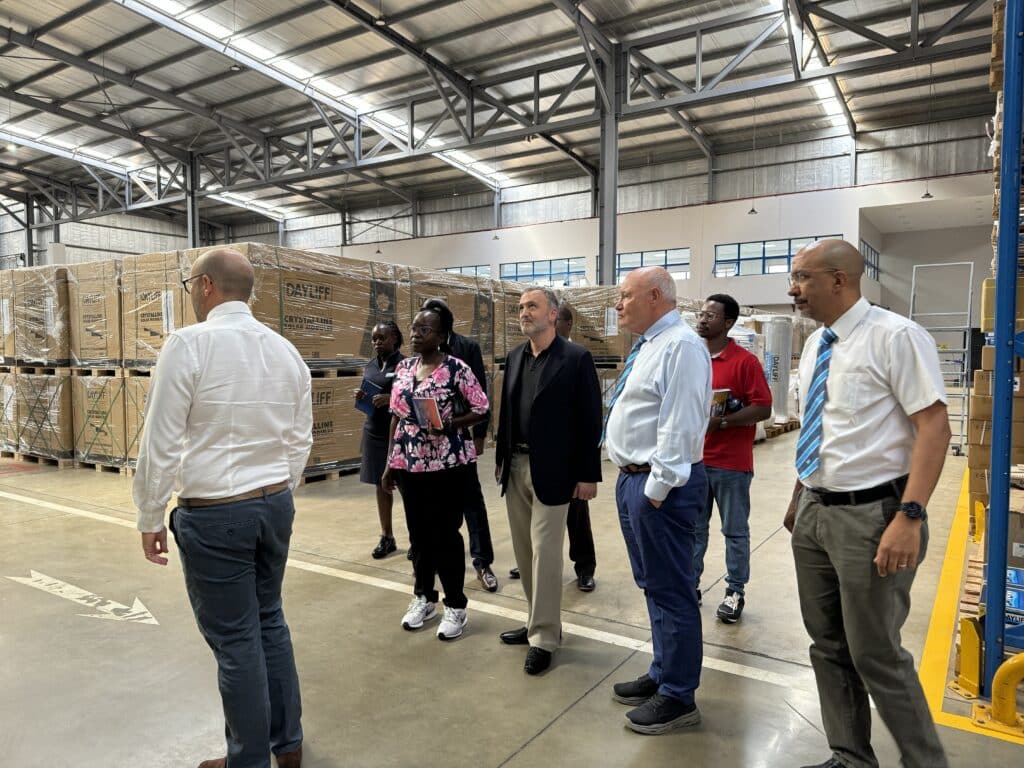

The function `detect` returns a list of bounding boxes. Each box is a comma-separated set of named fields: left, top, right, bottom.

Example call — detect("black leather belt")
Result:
left=512, top=443, right=530, bottom=454
left=807, top=476, right=908, bottom=507
left=619, top=463, right=652, bottom=474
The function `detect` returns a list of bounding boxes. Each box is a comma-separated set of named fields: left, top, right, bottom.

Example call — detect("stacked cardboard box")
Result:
left=16, top=373, right=73, bottom=458
left=494, top=281, right=527, bottom=362
left=121, top=251, right=193, bottom=367
left=68, top=260, right=122, bottom=367
left=560, top=286, right=636, bottom=360
left=0, top=269, right=15, bottom=363
left=307, top=377, right=364, bottom=469
left=124, top=376, right=150, bottom=465
left=72, top=376, right=127, bottom=466
left=13, top=266, right=70, bottom=365
left=0, top=368, right=16, bottom=451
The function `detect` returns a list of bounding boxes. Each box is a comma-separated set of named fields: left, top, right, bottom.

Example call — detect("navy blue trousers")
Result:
left=616, top=464, right=706, bottom=704
left=170, top=488, right=302, bottom=768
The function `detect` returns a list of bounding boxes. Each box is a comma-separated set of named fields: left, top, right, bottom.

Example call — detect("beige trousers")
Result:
left=505, top=453, right=570, bottom=651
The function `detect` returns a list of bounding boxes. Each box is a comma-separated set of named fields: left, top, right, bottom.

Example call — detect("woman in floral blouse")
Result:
left=382, top=308, right=489, bottom=641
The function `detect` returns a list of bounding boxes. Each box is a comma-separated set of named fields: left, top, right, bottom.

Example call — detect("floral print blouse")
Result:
left=388, top=355, right=489, bottom=472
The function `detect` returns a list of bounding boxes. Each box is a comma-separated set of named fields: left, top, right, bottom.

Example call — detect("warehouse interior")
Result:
left=1, top=0, right=1023, bottom=766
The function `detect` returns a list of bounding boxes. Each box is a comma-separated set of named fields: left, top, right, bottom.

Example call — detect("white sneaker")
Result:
left=401, top=595, right=437, bottom=630
left=436, top=606, right=468, bottom=641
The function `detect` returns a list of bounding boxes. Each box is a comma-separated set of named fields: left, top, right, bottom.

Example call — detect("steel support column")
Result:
left=185, top=153, right=200, bottom=248
left=493, top=188, right=502, bottom=230
left=597, top=45, right=621, bottom=286
left=277, top=220, right=286, bottom=247
left=23, top=195, right=34, bottom=266
left=412, top=198, right=420, bottom=239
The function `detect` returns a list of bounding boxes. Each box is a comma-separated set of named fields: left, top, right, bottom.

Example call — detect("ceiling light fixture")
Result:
left=375, top=246, right=382, bottom=254
left=921, top=190, right=933, bottom=200
left=375, top=0, right=387, bottom=26
left=922, top=63, right=935, bottom=201
left=229, top=63, right=243, bottom=72
left=492, top=232, right=499, bottom=240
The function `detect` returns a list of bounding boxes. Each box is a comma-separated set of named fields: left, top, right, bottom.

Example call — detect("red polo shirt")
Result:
left=703, top=339, right=773, bottom=473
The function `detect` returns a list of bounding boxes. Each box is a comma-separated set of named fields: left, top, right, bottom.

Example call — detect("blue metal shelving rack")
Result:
left=985, top=0, right=1024, bottom=695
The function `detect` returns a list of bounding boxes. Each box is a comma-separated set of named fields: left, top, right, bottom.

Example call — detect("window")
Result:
left=442, top=264, right=491, bottom=277
left=859, top=240, right=880, bottom=281
left=499, top=257, right=587, bottom=286
left=712, top=235, right=842, bottom=277
left=616, top=247, right=691, bottom=283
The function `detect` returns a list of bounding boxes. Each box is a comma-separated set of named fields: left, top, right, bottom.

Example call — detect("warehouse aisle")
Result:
left=1, top=434, right=1017, bottom=767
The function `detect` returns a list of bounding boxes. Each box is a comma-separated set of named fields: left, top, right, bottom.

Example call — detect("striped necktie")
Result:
left=795, top=327, right=839, bottom=481
left=599, top=336, right=647, bottom=446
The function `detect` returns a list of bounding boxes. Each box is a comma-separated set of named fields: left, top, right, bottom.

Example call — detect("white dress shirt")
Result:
left=798, top=297, right=946, bottom=492
left=133, top=301, right=313, bottom=532
left=605, top=309, right=712, bottom=501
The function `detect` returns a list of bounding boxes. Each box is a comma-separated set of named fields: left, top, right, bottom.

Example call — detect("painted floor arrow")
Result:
left=5, top=570, right=159, bottom=625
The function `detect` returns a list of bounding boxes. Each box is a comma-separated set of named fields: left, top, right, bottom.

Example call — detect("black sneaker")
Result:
left=716, top=590, right=745, bottom=624
left=612, top=673, right=659, bottom=705
left=624, top=694, right=701, bottom=734
left=372, top=535, right=397, bottom=559
left=696, top=588, right=702, bottom=606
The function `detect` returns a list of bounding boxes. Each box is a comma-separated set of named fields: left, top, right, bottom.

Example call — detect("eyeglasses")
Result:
left=181, top=274, right=207, bottom=294
left=695, top=311, right=721, bottom=321
left=788, top=268, right=839, bottom=286
left=410, top=324, right=437, bottom=336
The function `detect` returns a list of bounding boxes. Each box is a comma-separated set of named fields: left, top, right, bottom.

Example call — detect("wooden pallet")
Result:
left=74, top=459, right=131, bottom=475
left=765, top=420, right=801, bottom=439
left=308, top=367, right=362, bottom=379
left=121, top=368, right=152, bottom=378
left=13, top=365, right=71, bottom=376
left=13, top=453, right=74, bottom=469
left=300, top=463, right=359, bottom=485
left=0, top=448, right=17, bottom=459
left=70, top=367, right=121, bottom=377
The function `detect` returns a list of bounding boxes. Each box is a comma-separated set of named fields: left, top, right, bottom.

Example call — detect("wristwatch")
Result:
left=899, top=501, right=926, bottom=520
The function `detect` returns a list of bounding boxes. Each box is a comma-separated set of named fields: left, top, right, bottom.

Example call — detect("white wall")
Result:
left=879, top=225, right=992, bottom=323
left=339, top=172, right=987, bottom=310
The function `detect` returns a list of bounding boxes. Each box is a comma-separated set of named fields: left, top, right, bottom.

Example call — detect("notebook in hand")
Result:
left=412, top=397, right=443, bottom=430
left=355, top=378, right=383, bottom=417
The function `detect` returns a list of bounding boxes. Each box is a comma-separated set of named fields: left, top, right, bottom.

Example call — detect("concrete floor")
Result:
left=0, top=433, right=1019, bottom=767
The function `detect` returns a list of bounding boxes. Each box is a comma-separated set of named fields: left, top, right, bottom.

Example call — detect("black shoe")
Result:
left=799, top=760, right=844, bottom=768
left=624, top=694, right=700, bottom=734
left=524, top=647, right=552, bottom=675
left=372, top=535, right=397, bottom=559
left=477, top=566, right=498, bottom=592
left=577, top=573, right=596, bottom=592
left=696, top=588, right=702, bottom=606
left=509, top=567, right=520, bottom=579
left=612, top=673, right=659, bottom=705
left=716, top=590, right=745, bottom=624
left=500, top=626, right=529, bottom=645
left=406, top=548, right=415, bottom=561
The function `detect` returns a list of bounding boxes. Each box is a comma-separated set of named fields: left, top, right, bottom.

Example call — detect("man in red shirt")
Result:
left=695, top=294, right=773, bottom=624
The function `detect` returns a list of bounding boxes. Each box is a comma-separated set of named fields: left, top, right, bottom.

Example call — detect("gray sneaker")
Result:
left=401, top=595, right=437, bottom=630
left=716, top=591, right=745, bottom=624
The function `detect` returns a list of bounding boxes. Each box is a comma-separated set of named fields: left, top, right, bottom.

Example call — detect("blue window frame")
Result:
left=713, top=235, right=842, bottom=277
left=442, top=264, right=491, bottom=277
left=499, top=257, right=587, bottom=286
left=616, top=248, right=690, bottom=283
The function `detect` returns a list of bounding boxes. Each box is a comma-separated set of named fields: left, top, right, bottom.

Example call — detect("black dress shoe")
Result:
left=577, top=573, right=596, bottom=592
left=500, top=626, right=529, bottom=645
left=509, top=567, right=520, bottom=579
left=372, top=535, right=397, bottom=559
left=524, top=647, right=552, bottom=675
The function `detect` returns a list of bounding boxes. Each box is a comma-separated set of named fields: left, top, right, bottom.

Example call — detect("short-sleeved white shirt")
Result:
left=798, top=297, right=946, bottom=492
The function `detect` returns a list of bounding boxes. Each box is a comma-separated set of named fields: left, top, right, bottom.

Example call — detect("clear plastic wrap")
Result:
left=124, top=375, right=150, bottom=466
left=558, top=286, right=637, bottom=360
left=16, top=373, right=73, bottom=458
left=0, top=269, right=15, bottom=363
left=307, top=376, right=364, bottom=470
left=120, top=251, right=193, bottom=368
left=72, top=375, right=127, bottom=466
left=14, top=266, right=70, bottom=365
left=68, top=260, right=122, bottom=367
left=0, top=369, right=16, bottom=451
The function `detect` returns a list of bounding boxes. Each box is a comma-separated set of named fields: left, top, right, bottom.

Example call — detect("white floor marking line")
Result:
left=5, top=569, right=159, bottom=624
left=0, top=491, right=805, bottom=691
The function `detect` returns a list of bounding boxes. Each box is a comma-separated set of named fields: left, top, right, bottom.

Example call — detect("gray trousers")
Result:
left=505, top=453, right=570, bottom=652
left=792, top=490, right=947, bottom=768
left=170, top=488, right=302, bottom=768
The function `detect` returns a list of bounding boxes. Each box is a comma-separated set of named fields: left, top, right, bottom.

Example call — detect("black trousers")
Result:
left=463, top=461, right=495, bottom=568
left=567, top=497, right=597, bottom=576
left=398, top=465, right=469, bottom=609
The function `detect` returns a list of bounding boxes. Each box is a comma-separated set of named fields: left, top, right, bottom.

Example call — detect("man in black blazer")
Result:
left=495, top=287, right=603, bottom=675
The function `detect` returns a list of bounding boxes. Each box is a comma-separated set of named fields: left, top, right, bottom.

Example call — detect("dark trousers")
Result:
left=616, top=464, right=706, bottom=705
left=170, top=489, right=302, bottom=768
left=462, top=461, right=494, bottom=568
left=398, top=465, right=469, bottom=609
left=567, top=497, right=597, bottom=577
left=792, top=491, right=947, bottom=768
left=694, top=467, right=752, bottom=595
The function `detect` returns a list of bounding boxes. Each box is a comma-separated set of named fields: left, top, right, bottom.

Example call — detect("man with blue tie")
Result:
left=785, top=239, right=950, bottom=768
left=604, top=267, right=711, bottom=735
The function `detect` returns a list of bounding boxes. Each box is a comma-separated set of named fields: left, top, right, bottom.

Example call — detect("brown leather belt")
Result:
left=178, top=480, right=290, bottom=508
left=619, top=463, right=652, bottom=474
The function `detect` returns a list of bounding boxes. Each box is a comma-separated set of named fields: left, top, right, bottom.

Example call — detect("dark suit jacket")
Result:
left=495, top=335, right=603, bottom=506
left=447, top=331, right=489, bottom=439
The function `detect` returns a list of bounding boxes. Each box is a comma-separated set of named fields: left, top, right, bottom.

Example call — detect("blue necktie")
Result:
left=599, top=336, right=646, bottom=446
left=795, top=327, right=839, bottom=481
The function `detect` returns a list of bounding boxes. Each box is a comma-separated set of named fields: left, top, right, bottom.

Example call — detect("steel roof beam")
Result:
left=922, top=0, right=988, bottom=47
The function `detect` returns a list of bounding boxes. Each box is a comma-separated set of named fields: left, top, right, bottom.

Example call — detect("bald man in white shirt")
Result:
left=785, top=240, right=950, bottom=768
left=135, top=248, right=312, bottom=768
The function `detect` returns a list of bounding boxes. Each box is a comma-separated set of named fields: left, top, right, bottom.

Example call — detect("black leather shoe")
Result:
left=509, top=567, right=520, bottom=579
left=372, top=535, right=397, bottom=559
left=500, top=626, right=529, bottom=645
left=524, top=647, right=552, bottom=675
left=799, top=760, right=844, bottom=768
left=577, top=573, right=596, bottom=592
